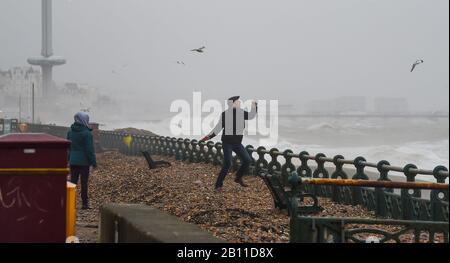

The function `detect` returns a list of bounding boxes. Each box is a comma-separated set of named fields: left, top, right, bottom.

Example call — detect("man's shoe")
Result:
left=81, top=205, right=90, bottom=210
left=214, top=187, right=223, bottom=193
left=234, top=178, right=248, bottom=187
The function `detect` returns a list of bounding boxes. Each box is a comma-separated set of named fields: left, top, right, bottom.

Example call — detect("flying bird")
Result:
left=191, top=46, right=205, bottom=53
left=176, top=61, right=186, bottom=65
left=410, top=59, right=424, bottom=72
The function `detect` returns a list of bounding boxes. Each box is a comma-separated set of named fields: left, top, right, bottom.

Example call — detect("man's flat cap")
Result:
left=228, top=96, right=240, bottom=102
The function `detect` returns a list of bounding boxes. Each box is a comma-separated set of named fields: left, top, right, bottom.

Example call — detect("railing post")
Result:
left=198, top=141, right=207, bottom=163
left=214, top=142, right=223, bottom=166
left=190, top=139, right=199, bottom=163
left=166, top=136, right=171, bottom=156
left=351, top=156, right=369, bottom=206
left=298, top=151, right=312, bottom=194
left=331, top=155, right=347, bottom=203
left=313, top=153, right=329, bottom=197
left=204, top=141, right=214, bottom=163
left=281, top=150, right=296, bottom=186
left=401, top=164, right=420, bottom=220
left=288, top=171, right=300, bottom=242
left=170, top=137, right=177, bottom=157
left=268, top=148, right=281, bottom=178
left=246, top=145, right=256, bottom=175
left=159, top=136, right=165, bottom=155
left=131, top=135, right=138, bottom=156
left=431, top=166, right=449, bottom=221
left=118, top=133, right=126, bottom=155
left=176, top=138, right=184, bottom=160
left=375, top=160, right=392, bottom=218
left=255, top=146, right=268, bottom=175
left=183, top=139, right=191, bottom=162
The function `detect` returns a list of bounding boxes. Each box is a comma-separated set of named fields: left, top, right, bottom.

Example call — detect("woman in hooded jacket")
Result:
left=67, top=112, right=97, bottom=209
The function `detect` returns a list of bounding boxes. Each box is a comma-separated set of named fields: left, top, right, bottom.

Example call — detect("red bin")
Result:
left=0, top=133, right=70, bottom=243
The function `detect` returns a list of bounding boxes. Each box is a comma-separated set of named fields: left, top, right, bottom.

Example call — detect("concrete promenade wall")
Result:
left=99, top=203, right=224, bottom=243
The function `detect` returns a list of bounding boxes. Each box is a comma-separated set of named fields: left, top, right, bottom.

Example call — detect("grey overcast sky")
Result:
left=0, top=0, right=448, bottom=112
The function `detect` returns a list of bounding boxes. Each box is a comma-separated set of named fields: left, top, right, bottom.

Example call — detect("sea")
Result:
left=103, top=115, right=449, bottom=182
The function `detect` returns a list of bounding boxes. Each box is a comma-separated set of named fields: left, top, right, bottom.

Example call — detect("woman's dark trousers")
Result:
left=70, top=165, right=90, bottom=207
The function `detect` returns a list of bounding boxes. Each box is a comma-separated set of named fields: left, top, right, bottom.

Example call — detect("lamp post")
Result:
left=19, top=95, right=22, bottom=123
left=32, top=83, right=35, bottom=124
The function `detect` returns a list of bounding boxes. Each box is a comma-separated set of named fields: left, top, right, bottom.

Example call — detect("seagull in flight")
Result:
left=191, top=46, right=205, bottom=53
left=411, top=59, right=424, bottom=72
left=177, top=61, right=186, bottom=66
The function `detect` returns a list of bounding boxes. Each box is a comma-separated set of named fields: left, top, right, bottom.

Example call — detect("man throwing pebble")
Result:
left=200, top=96, right=258, bottom=192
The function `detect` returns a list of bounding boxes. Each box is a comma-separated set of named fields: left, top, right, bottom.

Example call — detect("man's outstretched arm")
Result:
left=244, top=101, right=258, bottom=120
left=200, top=114, right=223, bottom=142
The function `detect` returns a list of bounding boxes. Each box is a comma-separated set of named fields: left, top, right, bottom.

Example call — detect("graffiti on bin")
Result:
left=0, top=178, right=54, bottom=213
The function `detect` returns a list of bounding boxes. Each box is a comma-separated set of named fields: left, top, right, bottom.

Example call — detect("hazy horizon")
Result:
left=1, top=0, right=449, bottom=115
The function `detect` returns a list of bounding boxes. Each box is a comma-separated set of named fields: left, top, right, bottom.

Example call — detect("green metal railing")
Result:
left=286, top=170, right=448, bottom=243
left=290, top=217, right=449, bottom=243
left=28, top=124, right=449, bottom=223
